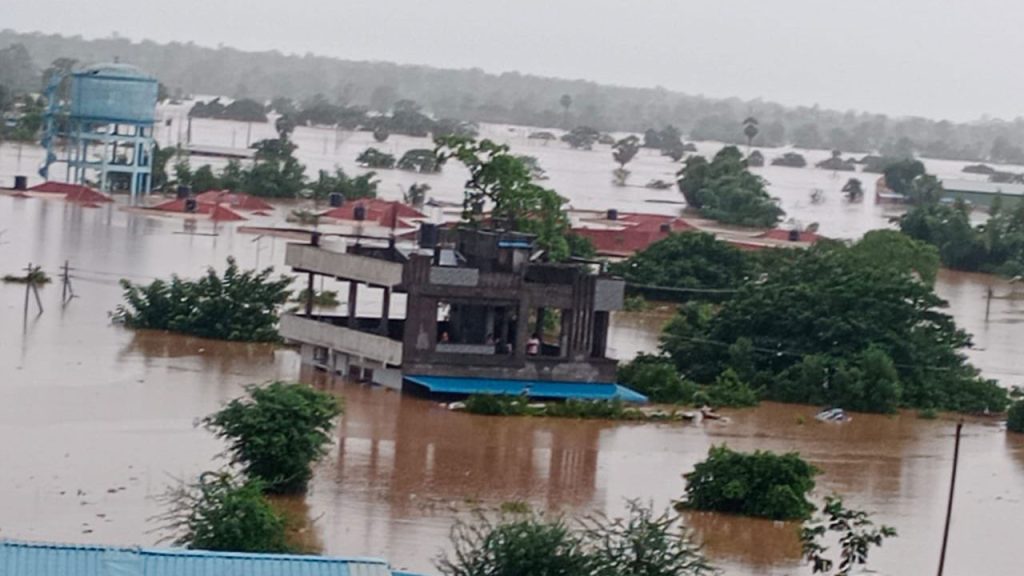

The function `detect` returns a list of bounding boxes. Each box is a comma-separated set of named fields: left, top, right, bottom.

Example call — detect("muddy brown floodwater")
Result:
left=3, top=131, right=1024, bottom=575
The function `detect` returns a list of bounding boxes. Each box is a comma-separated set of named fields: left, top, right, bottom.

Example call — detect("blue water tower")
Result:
left=42, top=63, right=158, bottom=202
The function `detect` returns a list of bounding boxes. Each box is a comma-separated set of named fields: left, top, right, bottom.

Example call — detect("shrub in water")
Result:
left=682, top=445, right=818, bottom=520
left=205, top=382, right=342, bottom=494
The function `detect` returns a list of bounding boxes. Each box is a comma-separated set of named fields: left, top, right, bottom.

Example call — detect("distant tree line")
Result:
left=5, top=31, right=1024, bottom=163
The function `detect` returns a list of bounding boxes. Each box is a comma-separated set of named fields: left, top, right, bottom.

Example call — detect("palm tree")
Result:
left=559, top=94, right=573, bottom=128
left=742, top=116, right=759, bottom=152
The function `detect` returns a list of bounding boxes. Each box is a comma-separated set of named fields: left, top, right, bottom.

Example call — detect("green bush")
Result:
left=463, top=394, right=530, bottom=416
left=682, top=445, right=818, bottom=520
left=617, top=355, right=698, bottom=404
left=205, top=382, right=342, bottom=494
left=114, top=257, right=292, bottom=342
left=160, top=472, right=291, bottom=553
left=704, top=369, right=759, bottom=408
left=543, top=399, right=630, bottom=419
left=1008, top=402, right=1024, bottom=433
left=437, top=502, right=715, bottom=576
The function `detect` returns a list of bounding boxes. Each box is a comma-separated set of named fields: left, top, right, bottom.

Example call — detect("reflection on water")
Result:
left=680, top=510, right=803, bottom=572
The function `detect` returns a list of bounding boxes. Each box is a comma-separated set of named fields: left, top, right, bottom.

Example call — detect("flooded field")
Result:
left=2, top=119, right=1024, bottom=575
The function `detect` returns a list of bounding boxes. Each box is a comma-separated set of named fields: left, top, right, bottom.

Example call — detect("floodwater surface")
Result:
left=2, top=120, right=1024, bottom=575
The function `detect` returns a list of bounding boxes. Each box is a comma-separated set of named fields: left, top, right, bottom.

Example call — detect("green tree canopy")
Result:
left=610, top=231, right=752, bottom=291
left=310, top=168, right=378, bottom=203
left=677, top=146, right=784, bottom=227
left=113, top=257, right=292, bottom=342
left=436, top=136, right=575, bottom=260
left=612, top=135, right=641, bottom=168
left=661, top=239, right=1007, bottom=413
left=205, top=381, right=342, bottom=494
left=682, top=445, right=818, bottom=520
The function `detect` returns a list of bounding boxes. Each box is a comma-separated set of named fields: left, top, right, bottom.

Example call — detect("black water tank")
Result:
left=14, top=175, right=27, bottom=190
left=607, top=208, right=619, bottom=221
left=788, top=229, right=800, bottom=241
left=328, top=192, right=344, bottom=208
left=176, top=185, right=191, bottom=199
left=659, top=222, right=671, bottom=233
left=184, top=198, right=198, bottom=213
left=353, top=203, right=367, bottom=221
left=419, top=223, right=439, bottom=249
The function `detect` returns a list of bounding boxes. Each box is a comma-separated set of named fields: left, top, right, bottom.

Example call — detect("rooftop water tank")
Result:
left=70, top=64, right=158, bottom=124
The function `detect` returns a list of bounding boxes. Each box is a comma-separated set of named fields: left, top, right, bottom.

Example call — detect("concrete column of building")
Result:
left=305, top=272, right=315, bottom=317
left=379, top=286, right=392, bottom=336
left=515, top=297, right=531, bottom=360
left=591, top=311, right=609, bottom=359
left=347, top=281, right=359, bottom=328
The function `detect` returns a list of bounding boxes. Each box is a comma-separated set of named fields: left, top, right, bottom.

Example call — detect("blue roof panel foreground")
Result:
left=404, top=375, right=648, bottom=403
left=0, top=540, right=420, bottom=576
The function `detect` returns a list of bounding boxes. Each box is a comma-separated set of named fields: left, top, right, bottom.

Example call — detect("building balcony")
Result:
left=280, top=314, right=403, bottom=367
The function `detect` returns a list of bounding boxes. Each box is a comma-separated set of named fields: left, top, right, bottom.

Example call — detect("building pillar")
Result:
left=379, top=286, right=392, bottom=336
left=347, top=281, right=358, bottom=328
left=305, top=272, right=315, bottom=317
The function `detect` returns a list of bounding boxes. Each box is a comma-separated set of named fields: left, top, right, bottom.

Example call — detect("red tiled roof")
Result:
left=573, top=213, right=697, bottom=257
left=320, top=199, right=426, bottom=229
left=29, top=181, right=93, bottom=194
left=210, top=205, right=247, bottom=222
left=28, top=181, right=113, bottom=203
left=194, top=190, right=274, bottom=211
left=148, top=198, right=246, bottom=221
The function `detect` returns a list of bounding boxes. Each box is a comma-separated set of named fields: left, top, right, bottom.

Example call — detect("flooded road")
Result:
left=2, top=122, right=1024, bottom=575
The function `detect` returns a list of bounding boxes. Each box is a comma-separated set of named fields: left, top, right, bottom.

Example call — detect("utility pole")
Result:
left=22, top=262, right=43, bottom=317
left=985, top=287, right=993, bottom=322
left=61, top=260, right=75, bottom=304
left=937, top=420, right=964, bottom=576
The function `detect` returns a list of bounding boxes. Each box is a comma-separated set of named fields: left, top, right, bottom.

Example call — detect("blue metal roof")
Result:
left=404, top=375, right=648, bottom=403
left=0, top=540, right=418, bottom=576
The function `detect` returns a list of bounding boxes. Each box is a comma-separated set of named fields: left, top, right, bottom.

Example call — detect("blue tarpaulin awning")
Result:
left=404, top=375, right=648, bottom=403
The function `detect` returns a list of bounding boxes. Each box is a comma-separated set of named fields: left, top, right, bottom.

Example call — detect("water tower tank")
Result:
left=70, top=64, right=158, bottom=124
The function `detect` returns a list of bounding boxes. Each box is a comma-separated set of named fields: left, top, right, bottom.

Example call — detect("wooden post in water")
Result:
left=937, top=420, right=964, bottom=576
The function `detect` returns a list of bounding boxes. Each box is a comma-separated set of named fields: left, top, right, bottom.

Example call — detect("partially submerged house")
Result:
left=0, top=539, right=419, bottom=576
left=280, top=226, right=644, bottom=402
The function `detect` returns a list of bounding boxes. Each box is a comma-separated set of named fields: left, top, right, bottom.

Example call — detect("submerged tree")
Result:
left=682, top=445, right=818, bottom=521
left=437, top=501, right=714, bottom=576
left=559, top=93, right=573, bottom=127
left=677, top=146, right=784, bottom=227
left=159, top=472, right=291, bottom=553
left=113, top=258, right=292, bottom=342
left=398, top=148, right=441, bottom=173
left=204, top=381, right=342, bottom=494
left=356, top=147, right=396, bottom=169
left=612, top=135, right=640, bottom=186
left=742, top=116, right=759, bottom=150
left=841, top=177, right=864, bottom=202
left=404, top=182, right=431, bottom=208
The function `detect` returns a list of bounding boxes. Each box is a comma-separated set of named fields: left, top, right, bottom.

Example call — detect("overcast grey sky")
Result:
left=5, top=0, right=1022, bottom=121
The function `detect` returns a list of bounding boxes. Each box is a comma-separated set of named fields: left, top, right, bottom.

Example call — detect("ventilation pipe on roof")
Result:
left=607, top=208, right=618, bottom=221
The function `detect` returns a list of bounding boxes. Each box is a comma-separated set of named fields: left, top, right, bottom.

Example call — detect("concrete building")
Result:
left=281, top=226, right=644, bottom=401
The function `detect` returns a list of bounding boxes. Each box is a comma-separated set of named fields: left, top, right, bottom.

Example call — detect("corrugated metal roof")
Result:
left=0, top=540, right=405, bottom=576
left=404, top=375, right=648, bottom=403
